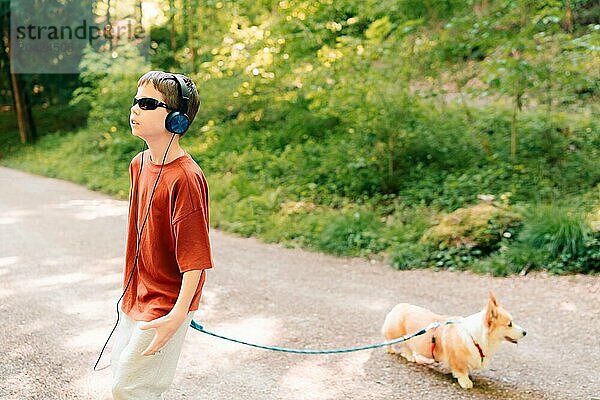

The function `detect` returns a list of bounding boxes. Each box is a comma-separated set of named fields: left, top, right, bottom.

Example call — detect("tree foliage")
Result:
left=1, top=0, right=599, bottom=273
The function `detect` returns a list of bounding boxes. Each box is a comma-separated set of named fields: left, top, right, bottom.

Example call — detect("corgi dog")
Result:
left=381, top=292, right=527, bottom=389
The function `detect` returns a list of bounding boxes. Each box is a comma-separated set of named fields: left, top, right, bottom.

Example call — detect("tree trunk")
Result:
left=563, top=0, right=573, bottom=32
left=388, top=132, right=395, bottom=179
left=460, top=89, right=491, bottom=156
left=188, top=0, right=196, bottom=71
left=10, top=73, right=35, bottom=143
left=0, top=69, right=8, bottom=106
left=423, top=0, right=436, bottom=21
left=1, top=1, right=12, bottom=108
left=169, top=0, right=177, bottom=51
left=106, top=0, right=112, bottom=51
left=546, top=70, right=553, bottom=114
left=136, top=0, right=143, bottom=25
left=511, top=86, right=521, bottom=164
left=474, top=0, right=489, bottom=16
left=23, top=84, right=36, bottom=140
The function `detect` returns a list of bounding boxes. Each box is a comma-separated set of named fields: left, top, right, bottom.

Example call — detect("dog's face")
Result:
left=485, top=292, right=527, bottom=344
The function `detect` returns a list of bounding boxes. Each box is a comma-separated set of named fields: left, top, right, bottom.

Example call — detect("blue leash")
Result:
left=190, top=319, right=459, bottom=355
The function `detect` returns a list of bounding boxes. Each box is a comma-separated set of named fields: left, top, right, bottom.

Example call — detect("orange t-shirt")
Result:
left=121, top=150, right=214, bottom=322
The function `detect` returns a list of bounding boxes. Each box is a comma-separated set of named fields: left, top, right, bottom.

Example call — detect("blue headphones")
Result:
left=165, top=74, right=191, bottom=135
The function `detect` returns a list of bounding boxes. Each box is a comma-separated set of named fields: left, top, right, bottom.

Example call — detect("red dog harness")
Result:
left=472, top=338, right=485, bottom=363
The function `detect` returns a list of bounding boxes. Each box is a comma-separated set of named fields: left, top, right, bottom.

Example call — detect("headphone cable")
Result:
left=93, top=133, right=177, bottom=371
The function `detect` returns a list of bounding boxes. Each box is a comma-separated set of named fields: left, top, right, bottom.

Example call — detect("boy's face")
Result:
left=130, top=83, right=170, bottom=140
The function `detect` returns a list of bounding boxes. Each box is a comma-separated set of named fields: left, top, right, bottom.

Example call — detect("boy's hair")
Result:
left=137, top=71, right=200, bottom=125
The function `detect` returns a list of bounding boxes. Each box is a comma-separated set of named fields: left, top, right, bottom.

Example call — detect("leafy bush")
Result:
left=554, top=231, right=600, bottom=273
left=507, top=202, right=597, bottom=273
left=420, top=203, right=522, bottom=253
left=519, top=203, right=592, bottom=259
left=470, top=202, right=598, bottom=275
left=264, top=201, right=388, bottom=257
left=390, top=242, right=429, bottom=270
left=315, top=207, right=387, bottom=256
left=389, top=201, right=519, bottom=272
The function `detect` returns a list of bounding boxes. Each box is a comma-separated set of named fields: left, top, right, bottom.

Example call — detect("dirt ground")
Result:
left=0, top=166, right=598, bottom=400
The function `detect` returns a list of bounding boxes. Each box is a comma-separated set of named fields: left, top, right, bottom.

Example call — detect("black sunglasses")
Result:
left=132, top=97, right=172, bottom=111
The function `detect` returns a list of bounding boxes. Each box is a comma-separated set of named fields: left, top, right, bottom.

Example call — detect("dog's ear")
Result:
left=489, top=291, right=498, bottom=307
left=485, top=292, right=499, bottom=328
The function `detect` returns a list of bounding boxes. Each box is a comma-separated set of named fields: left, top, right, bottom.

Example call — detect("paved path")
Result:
left=0, top=166, right=598, bottom=400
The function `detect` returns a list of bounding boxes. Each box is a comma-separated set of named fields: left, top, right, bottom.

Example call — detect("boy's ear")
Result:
left=485, top=291, right=499, bottom=328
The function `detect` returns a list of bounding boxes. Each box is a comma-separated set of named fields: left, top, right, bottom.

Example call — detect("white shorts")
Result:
left=110, top=310, right=194, bottom=400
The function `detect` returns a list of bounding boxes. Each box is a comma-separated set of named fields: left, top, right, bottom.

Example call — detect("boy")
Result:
left=110, top=71, right=214, bottom=399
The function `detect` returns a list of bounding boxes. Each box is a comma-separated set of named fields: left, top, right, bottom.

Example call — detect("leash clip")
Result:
left=425, top=321, right=441, bottom=331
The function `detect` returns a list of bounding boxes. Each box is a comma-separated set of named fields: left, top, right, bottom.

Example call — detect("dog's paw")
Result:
left=414, top=354, right=435, bottom=365
left=457, top=376, right=473, bottom=389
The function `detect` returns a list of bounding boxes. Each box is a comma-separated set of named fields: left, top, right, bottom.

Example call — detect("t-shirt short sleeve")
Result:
left=171, top=172, right=213, bottom=273
left=173, top=209, right=214, bottom=273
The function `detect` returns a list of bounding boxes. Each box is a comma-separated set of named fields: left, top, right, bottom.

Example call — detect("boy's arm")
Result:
left=139, top=269, right=202, bottom=356
left=172, top=269, right=202, bottom=316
